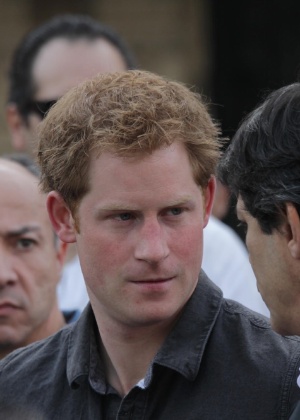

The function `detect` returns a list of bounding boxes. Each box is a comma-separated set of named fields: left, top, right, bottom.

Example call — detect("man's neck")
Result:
left=95, top=315, right=178, bottom=397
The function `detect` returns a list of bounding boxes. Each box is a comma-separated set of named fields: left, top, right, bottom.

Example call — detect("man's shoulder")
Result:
left=0, top=307, right=95, bottom=417
left=220, top=297, right=300, bottom=352
left=0, top=323, right=72, bottom=380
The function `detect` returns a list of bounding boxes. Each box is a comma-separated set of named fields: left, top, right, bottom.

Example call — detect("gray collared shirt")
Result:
left=1, top=271, right=300, bottom=419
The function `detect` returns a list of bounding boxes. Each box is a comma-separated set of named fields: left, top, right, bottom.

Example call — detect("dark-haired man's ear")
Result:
left=286, top=203, right=300, bottom=259
left=6, top=104, right=28, bottom=152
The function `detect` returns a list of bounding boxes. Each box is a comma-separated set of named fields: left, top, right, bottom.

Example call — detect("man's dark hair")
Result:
left=8, top=14, right=137, bottom=119
left=218, top=82, right=300, bottom=234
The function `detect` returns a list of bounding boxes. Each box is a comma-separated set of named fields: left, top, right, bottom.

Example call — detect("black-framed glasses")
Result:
left=24, top=99, right=58, bottom=119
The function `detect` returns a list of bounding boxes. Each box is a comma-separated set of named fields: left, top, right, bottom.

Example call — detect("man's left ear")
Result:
left=47, top=191, right=77, bottom=243
left=203, top=176, right=216, bottom=227
left=286, top=203, right=300, bottom=259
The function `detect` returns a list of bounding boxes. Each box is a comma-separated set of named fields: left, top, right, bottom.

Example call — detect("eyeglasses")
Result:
left=24, top=99, right=58, bottom=119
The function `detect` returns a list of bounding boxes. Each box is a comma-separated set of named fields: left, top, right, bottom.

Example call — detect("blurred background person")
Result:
left=6, top=14, right=136, bottom=154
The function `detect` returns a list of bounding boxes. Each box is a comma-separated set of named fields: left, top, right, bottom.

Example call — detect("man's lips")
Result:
left=130, top=276, right=175, bottom=283
left=0, top=301, right=21, bottom=315
left=133, top=278, right=173, bottom=282
left=129, top=277, right=176, bottom=293
left=0, top=301, right=19, bottom=308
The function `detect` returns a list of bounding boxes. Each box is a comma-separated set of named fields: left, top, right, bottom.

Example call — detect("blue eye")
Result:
left=169, top=208, right=183, bottom=216
left=118, top=213, right=132, bottom=221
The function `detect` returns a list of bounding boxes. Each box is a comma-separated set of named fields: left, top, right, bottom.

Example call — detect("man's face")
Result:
left=55, top=142, right=214, bottom=329
left=0, top=162, right=64, bottom=355
left=236, top=196, right=299, bottom=334
left=8, top=37, right=127, bottom=153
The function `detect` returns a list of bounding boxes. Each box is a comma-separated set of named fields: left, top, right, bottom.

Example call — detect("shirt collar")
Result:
left=149, top=270, right=223, bottom=383
left=66, top=304, right=97, bottom=388
left=66, top=270, right=223, bottom=389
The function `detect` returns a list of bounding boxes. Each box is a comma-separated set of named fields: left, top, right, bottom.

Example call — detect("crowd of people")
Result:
left=0, top=12, right=300, bottom=420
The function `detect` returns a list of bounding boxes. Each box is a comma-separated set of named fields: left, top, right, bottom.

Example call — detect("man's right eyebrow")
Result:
left=95, top=204, right=140, bottom=214
left=2, top=226, right=40, bottom=238
left=96, top=196, right=195, bottom=213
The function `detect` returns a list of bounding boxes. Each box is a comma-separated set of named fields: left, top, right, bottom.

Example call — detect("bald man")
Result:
left=0, top=157, right=71, bottom=359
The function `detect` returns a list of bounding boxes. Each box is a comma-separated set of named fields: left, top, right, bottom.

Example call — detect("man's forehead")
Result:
left=0, top=161, right=40, bottom=196
left=0, top=161, right=47, bottom=218
left=0, top=159, right=33, bottom=177
left=32, top=37, right=127, bottom=100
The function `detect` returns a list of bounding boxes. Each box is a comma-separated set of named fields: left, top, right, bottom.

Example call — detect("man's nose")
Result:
left=134, top=219, right=169, bottom=264
left=0, top=249, right=18, bottom=288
